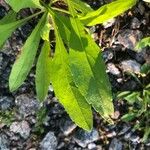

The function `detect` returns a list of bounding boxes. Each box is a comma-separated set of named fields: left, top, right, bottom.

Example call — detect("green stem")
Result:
left=50, top=0, right=60, bottom=5
left=19, top=10, right=44, bottom=23
left=52, top=7, right=70, bottom=15
left=40, top=0, right=69, bottom=15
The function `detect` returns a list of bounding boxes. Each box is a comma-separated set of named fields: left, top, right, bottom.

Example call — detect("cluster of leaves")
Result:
left=0, top=0, right=137, bottom=130
left=118, top=37, right=150, bottom=142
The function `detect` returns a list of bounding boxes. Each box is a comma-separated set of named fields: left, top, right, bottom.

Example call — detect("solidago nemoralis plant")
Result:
left=0, top=0, right=137, bottom=130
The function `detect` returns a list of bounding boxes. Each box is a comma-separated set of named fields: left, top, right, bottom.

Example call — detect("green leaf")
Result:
left=117, top=91, right=131, bottom=98
left=36, top=41, right=52, bottom=101
left=51, top=20, right=93, bottom=130
left=121, top=113, right=136, bottom=122
left=0, top=10, right=16, bottom=25
left=80, top=0, right=137, bottom=26
left=142, top=127, right=150, bottom=143
left=6, top=0, right=42, bottom=12
left=0, top=18, right=26, bottom=49
left=0, top=11, right=42, bottom=49
left=135, top=37, right=150, bottom=52
left=64, top=0, right=114, bottom=121
left=70, top=0, right=93, bottom=15
left=69, top=19, right=114, bottom=120
left=40, top=14, right=51, bottom=41
left=141, top=63, right=150, bottom=75
left=9, top=14, right=46, bottom=92
left=124, top=92, right=140, bottom=104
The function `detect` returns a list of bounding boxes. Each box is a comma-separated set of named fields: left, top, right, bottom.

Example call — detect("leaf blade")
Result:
left=6, top=0, right=42, bottom=12
left=51, top=19, right=93, bottom=130
left=9, top=14, right=46, bottom=91
left=64, top=0, right=114, bottom=120
left=36, top=41, right=52, bottom=101
left=80, top=0, right=137, bottom=26
left=0, top=11, right=42, bottom=49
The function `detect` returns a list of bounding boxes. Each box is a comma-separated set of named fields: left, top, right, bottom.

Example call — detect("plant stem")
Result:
left=52, top=7, right=70, bottom=15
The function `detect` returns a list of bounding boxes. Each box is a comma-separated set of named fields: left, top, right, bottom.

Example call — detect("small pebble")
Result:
left=109, top=138, right=123, bottom=150
left=117, top=29, right=143, bottom=49
left=106, top=131, right=117, bottom=138
left=15, top=94, right=39, bottom=118
left=103, top=50, right=114, bottom=62
left=130, top=17, right=141, bottom=29
left=40, top=132, right=58, bottom=150
left=107, top=63, right=121, bottom=77
left=88, top=143, right=97, bottom=150
left=10, top=121, right=31, bottom=139
left=121, top=60, right=141, bottom=73
left=0, top=133, right=10, bottom=150
left=73, top=129, right=99, bottom=148
left=59, top=117, right=77, bottom=136
left=118, top=124, right=131, bottom=136
left=0, top=96, right=14, bottom=111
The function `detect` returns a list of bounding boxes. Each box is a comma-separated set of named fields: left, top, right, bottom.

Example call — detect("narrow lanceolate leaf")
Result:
left=6, top=0, right=42, bottom=12
left=50, top=20, right=93, bottom=130
left=0, top=17, right=25, bottom=48
left=36, top=41, right=51, bottom=101
left=9, top=14, right=46, bottom=92
left=80, top=0, right=137, bottom=26
left=65, top=0, right=114, bottom=120
left=0, top=11, right=42, bottom=49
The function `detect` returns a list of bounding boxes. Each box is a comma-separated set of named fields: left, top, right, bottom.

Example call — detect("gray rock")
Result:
left=107, top=63, right=121, bottom=77
left=40, top=132, right=58, bottom=150
left=124, top=132, right=132, bottom=141
left=103, top=50, right=114, bottom=62
left=10, top=121, right=31, bottom=139
left=130, top=135, right=140, bottom=143
left=121, top=60, right=141, bottom=73
left=106, top=131, right=117, bottom=138
left=73, top=129, right=99, bottom=148
left=88, top=143, right=97, bottom=150
left=117, top=29, right=143, bottom=49
left=0, top=134, right=10, bottom=150
left=109, top=138, right=123, bottom=150
left=15, top=94, right=39, bottom=118
left=118, top=124, right=131, bottom=136
left=60, top=117, right=77, bottom=136
left=130, top=18, right=141, bottom=29
left=0, top=96, right=14, bottom=111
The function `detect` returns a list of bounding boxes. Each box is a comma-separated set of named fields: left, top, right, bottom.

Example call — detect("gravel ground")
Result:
left=0, top=0, right=150, bottom=150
